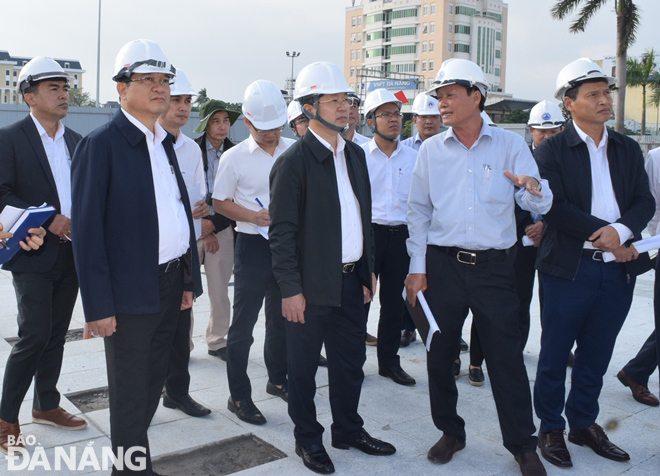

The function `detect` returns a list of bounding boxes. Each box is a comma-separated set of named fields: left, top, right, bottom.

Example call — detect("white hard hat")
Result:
left=426, top=58, right=488, bottom=98
left=112, top=39, right=175, bottom=82
left=554, top=57, right=616, bottom=100
left=17, top=57, right=68, bottom=94
left=170, top=69, right=196, bottom=97
left=294, top=61, right=353, bottom=100
left=411, top=92, right=439, bottom=116
left=242, top=80, right=287, bottom=130
left=528, top=100, right=564, bottom=129
left=364, top=89, right=402, bottom=118
left=287, top=100, right=304, bottom=124
left=480, top=111, right=495, bottom=126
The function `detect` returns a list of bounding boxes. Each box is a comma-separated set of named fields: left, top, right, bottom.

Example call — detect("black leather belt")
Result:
left=435, top=246, right=506, bottom=265
left=373, top=224, right=407, bottom=233
left=582, top=249, right=604, bottom=261
left=159, top=257, right=182, bottom=274
left=342, top=262, right=357, bottom=273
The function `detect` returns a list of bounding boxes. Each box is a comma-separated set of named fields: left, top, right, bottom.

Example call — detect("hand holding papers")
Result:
left=603, top=235, right=660, bottom=262
left=402, top=287, right=440, bottom=351
left=0, top=204, right=55, bottom=264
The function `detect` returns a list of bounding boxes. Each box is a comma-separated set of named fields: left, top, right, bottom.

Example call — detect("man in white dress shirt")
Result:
left=401, top=92, right=442, bottom=151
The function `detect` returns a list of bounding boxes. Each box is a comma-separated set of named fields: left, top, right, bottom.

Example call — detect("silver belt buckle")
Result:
left=456, top=250, right=477, bottom=265
left=592, top=250, right=603, bottom=261
left=342, top=262, right=356, bottom=273
left=165, top=257, right=180, bottom=273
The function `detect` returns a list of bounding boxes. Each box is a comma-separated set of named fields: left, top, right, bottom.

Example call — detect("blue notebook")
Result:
left=0, top=205, right=55, bottom=264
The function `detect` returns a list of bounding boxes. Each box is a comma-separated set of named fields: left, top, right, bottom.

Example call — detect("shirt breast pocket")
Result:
left=397, top=169, right=413, bottom=198
left=483, top=168, right=512, bottom=204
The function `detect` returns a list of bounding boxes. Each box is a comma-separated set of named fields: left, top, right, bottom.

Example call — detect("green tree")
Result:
left=402, top=119, right=412, bottom=138
left=498, top=109, right=530, bottom=124
left=626, top=48, right=660, bottom=135
left=68, top=87, right=96, bottom=107
left=551, top=0, right=640, bottom=133
left=195, top=88, right=208, bottom=107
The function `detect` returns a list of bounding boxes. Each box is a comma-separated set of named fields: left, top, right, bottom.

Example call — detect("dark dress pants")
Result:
left=622, top=330, right=657, bottom=387
left=227, top=233, right=287, bottom=402
left=534, top=258, right=634, bottom=433
left=165, top=307, right=192, bottom=398
left=105, top=265, right=183, bottom=476
left=0, top=242, right=78, bottom=422
left=287, top=270, right=366, bottom=447
left=425, top=246, right=537, bottom=455
left=370, top=224, right=409, bottom=368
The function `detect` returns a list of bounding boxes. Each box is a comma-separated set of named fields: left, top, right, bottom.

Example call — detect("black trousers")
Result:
left=367, top=224, right=409, bottom=368
left=106, top=265, right=183, bottom=476
left=425, top=246, right=537, bottom=455
left=227, top=233, right=287, bottom=402
left=287, top=270, right=366, bottom=447
left=165, top=307, right=192, bottom=398
left=0, top=242, right=78, bottom=422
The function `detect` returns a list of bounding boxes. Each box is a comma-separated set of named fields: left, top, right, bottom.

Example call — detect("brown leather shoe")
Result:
left=515, top=449, right=547, bottom=476
left=32, top=407, right=87, bottom=430
left=617, top=370, right=660, bottom=406
left=0, top=419, right=23, bottom=454
left=427, top=434, right=465, bottom=464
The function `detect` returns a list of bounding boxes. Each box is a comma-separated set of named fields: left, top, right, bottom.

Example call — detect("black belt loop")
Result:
left=158, top=256, right=182, bottom=274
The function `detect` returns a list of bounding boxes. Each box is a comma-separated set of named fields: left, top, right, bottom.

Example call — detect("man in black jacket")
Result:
left=270, top=61, right=395, bottom=475
left=534, top=58, right=655, bottom=469
left=0, top=56, right=86, bottom=453
left=193, top=100, right=239, bottom=361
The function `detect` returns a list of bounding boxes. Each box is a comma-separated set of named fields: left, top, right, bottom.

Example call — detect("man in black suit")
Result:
left=71, top=40, right=202, bottom=475
left=270, top=61, right=395, bottom=475
left=534, top=58, right=655, bottom=469
left=0, top=56, right=86, bottom=454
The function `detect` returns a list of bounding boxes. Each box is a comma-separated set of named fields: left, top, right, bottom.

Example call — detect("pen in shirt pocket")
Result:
left=483, top=164, right=491, bottom=180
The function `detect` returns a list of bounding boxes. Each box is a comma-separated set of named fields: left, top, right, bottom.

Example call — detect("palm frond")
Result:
left=570, top=0, right=608, bottom=33
left=550, top=0, right=584, bottom=20
left=619, top=1, right=640, bottom=52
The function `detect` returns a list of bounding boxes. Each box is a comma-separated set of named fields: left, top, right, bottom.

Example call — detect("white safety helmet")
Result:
left=481, top=111, right=495, bottom=126
left=426, top=58, right=488, bottom=98
left=242, top=80, right=287, bottom=130
left=17, top=57, right=69, bottom=94
left=294, top=61, right=353, bottom=100
left=287, top=100, right=304, bottom=124
left=411, top=92, right=439, bottom=116
left=169, top=69, right=196, bottom=97
left=554, top=57, right=616, bottom=100
left=527, top=100, right=564, bottom=129
left=364, top=89, right=402, bottom=119
left=112, top=39, right=175, bottom=82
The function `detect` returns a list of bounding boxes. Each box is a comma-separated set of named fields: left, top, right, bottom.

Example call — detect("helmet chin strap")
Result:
left=368, top=114, right=397, bottom=143
left=302, top=96, right=346, bottom=133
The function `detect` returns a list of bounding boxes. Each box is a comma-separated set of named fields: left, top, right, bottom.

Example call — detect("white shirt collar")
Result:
left=444, top=117, right=493, bottom=145
left=245, top=134, right=291, bottom=156
left=309, top=126, right=346, bottom=156
left=121, top=108, right=167, bottom=145
left=30, top=113, right=65, bottom=141
left=573, top=121, right=608, bottom=149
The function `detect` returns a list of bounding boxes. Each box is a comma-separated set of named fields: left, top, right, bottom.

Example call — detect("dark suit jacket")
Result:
left=535, top=120, right=655, bottom=280
left=71, top=110, right=203, bottom=322
left=269, top=131, right=375, bottom=306
left=194, top=134, right=234, bottom=233
left=0, top=115, right=81, bottom=272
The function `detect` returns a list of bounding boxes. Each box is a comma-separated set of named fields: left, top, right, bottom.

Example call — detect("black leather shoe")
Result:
left=427, top=434, right=465, bottom=464
left=162, top=393, right=211, bottom=417
left=227, top=397, right=266, bottom=425
left=208, top=347, right=227, bottom=361
left=318, top=354, right=328, bottom=367
left=400, top=330, right=416, bottom=347
left=515, top=449, right=547, bottom=476
left=332, top=428, right=396, bottom=455
left=378, top=366, right=416, bottom=386
left=266, top=381, right=288, bottom=402
left=538, top=430, right=572, bottom=467
left=468, top=366, right=484, bottom=386
left=295, top=443, right=335, bottom=474
left=568, top=423, right=629, bottom=461
left=459, top=338, right=468, bottom=352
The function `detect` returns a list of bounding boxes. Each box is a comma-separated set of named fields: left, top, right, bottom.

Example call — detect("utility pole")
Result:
left=286, top=51, right=300, bottom=100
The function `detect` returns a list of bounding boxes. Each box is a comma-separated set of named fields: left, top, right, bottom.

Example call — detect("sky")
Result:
left=2, top=0, right=658, bottom=105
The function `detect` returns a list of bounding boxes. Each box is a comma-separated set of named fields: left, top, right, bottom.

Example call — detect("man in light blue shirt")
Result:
left=401, top=92, right=442, bottom=151
left=405, top=59, right=551, bottom=476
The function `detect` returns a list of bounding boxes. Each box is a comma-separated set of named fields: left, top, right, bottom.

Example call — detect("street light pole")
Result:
left=95, top=0, right=102, bottom=108
left=286, top=51, right=300, bottom=100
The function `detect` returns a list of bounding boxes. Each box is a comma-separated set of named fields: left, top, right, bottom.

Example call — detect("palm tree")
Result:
left=551, top=0, right=641, bottom=133
left=627, top=49, right=660, bottom=135
left=194, top=87, right=209, bottom=107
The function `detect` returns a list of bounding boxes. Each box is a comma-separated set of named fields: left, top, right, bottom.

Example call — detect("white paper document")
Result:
left=602, top=234, right=660, bottom=262
left=401, top=288, right=441, bottom=351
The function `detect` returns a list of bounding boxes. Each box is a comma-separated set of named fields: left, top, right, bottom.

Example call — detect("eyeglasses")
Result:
left=253, top=125, right=284, bottom=134
left=127, top=76, right=174, bottom=87
left=293, top=117, right=309, bottom=126
left=374, top=112, right=403, bottom=119
left=318, top=98, right=353, bottom=108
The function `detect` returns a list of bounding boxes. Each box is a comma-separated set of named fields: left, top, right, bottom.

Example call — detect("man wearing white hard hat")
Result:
left=401, top=92, right=442, bottom=151
left=213, top=79, right=294, bottom=426
left=157, top=69, right=212, bottom=418
left=270, top=61, right=395, bottom=475
left=343, top=92, right=370, bottom=146
left=533, top=57, right=654, bottom=469
left=405, top=58, right=551, bottom=475
left=0, top=56, right=86, bottom=453
left=288, top=100, right=309, bottom=138
left=72, top=39, right=203, bottom=475
left=361, top=88, right=417, bottom=387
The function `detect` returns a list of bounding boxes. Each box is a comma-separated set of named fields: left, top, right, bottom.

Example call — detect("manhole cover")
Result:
left=153, top=434, right=287, bottom=476
left=66, top=386, right=109, bottom=413
left=5, top=328, right=85, bottom=347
